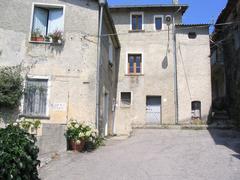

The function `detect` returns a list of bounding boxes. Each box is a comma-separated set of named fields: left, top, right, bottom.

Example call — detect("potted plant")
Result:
left=44, top=35, right=52, bottom=43
left=65, top=120, right=98, bottom=152
left=31, top=28, right=44, bottom=42
left=49, top=29, right=64, bottom=44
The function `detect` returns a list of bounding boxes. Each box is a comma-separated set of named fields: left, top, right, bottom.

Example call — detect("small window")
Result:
left=188, top=32, right=197, bottom=39
left=128, top=54, right=142, bottom=74
left=191, top=101, right=201, bottom=119
left=131, top=13, right=143, bottom=31
left=31, top=4, right=64, bottom=43
left=23, top=78, right=48, bottom=117
left=154, top=16, right=163, bottom=30
left=109, top=37, right=113, bottom=65
left=120, top=92, right=132, bottom=107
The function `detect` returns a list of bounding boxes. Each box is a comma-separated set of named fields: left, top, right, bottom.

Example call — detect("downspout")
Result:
left=172, top=7, right=181, bottom=125
left=96, top=0, right=105, bottom=131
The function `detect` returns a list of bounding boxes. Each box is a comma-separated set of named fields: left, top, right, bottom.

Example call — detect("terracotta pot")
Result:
left=31, top=37, right=37, bottom=41
left=70, top=140, right=85, bottom=152
left=35, top=37, right=45, bottom=42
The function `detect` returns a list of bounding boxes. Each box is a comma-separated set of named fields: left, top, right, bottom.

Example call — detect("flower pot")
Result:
left=36, top=37, right=45, bottom=42
left=70, top=140, right=85, bottom=152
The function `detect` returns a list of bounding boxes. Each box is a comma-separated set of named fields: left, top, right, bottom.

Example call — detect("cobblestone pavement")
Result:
left=39, top=129, right=240, bottom=180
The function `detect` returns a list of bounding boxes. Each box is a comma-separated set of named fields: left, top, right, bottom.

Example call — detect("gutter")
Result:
left=96, top=0, right=106, bottom=132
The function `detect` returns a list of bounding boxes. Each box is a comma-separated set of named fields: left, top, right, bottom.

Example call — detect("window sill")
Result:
left=129, top=30, right=145, bottom=33
left=29, top=41, right=63, bottom=45
left=125, top=74, right=144, bottom=76
left=19, top=114, right=50, bottom=120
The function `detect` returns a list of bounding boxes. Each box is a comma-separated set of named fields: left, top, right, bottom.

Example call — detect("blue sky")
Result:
left=108, top=0, right=228, bottom=24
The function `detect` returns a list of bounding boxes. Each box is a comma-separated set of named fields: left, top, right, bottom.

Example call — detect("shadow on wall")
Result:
left=208, top=129, right=240, bottom=158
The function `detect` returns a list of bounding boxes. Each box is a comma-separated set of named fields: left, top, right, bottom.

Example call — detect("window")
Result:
left=128, top=54, right=142, bottom=74
left=154, top=16, right=163, bottom=30
left=31, top=4, right=64, bottom=42
left=109, top=37, right=113, bottom=65
left=120, top=92, right=132, bottom=107
left=191, top=101, right=201, bottom=119
left=23, top=78, right=48, bottom=117
left=131, top=13, right=143, bottom=31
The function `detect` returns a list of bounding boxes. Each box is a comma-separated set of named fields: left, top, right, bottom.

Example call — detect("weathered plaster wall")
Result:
left=176, top=27, right=212, bottom=123
left=111, top=9, right=180, bottom=135
left=0, top=0, right=99, bottom=125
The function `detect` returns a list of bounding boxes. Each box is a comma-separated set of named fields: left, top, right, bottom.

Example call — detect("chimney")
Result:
left=172, top=0, right=179, bottom=4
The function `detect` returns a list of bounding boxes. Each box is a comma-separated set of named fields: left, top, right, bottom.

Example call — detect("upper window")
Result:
left=31, top=4, right=64, bottom=43
left=128, top=54, right=142, bottom=74
left=154, top=16, right=163, bottom=30
left=23, top=78, right=48, bottom=117
left=131, top=13, right=143, bottom=31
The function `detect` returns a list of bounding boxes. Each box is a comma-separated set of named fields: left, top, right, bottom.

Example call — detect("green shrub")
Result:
left=0, top=124, right=40, bottom=180
left=0, top=66, right=23, bottom=108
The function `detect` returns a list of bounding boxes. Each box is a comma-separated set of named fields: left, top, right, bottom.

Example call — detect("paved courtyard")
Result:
left=39, top=129, right=240, bottom=180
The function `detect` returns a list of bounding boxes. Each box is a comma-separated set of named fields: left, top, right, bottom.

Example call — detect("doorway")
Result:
left=146, top=96, right=162, bottom=124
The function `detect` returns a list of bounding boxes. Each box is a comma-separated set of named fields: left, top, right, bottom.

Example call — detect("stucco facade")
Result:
left=0, top=0, right=120, bottom=138
left=110, top=5, right=212, bottom=135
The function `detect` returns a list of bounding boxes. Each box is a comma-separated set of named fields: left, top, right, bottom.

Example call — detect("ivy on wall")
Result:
left=0, top=66, right=23, bottom=108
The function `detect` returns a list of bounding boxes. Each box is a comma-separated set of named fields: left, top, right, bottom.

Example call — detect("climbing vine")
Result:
left=0, top=66, right=23, bottom=108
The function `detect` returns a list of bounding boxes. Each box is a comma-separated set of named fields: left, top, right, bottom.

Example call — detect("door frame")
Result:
left=103, top=88, right=109, bottom=136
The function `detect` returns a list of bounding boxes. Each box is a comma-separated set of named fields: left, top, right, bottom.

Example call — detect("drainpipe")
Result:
left=172, top=7, right=181, bottom=125
left=96, top=0, right=105, bottom=131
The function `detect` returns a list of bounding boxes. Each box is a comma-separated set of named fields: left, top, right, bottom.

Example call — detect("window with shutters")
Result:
left=23, top=78, right=48, bottom=117
left=130, top=12, right=144, bottom=31
left=127, top=54, right=142, bottom=75
left=30, top=4, right=64, bottom=42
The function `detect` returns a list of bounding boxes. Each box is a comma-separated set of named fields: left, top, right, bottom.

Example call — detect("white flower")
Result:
left=79, top=132, right=84, bottom=138
left=76, top=140, right=81, bottom=144
left=89, top=137, right=93, bottom=141
left=74, top=123, right=79, bottom=128
left=86, top=131, right=91, bottom=137
left=91, top=132, right=96, bottom=137
left=13, top=123, right=18, bottom=126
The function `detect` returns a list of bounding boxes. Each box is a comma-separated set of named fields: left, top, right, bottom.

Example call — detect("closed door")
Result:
left=146, top=96, right=161, bottom=124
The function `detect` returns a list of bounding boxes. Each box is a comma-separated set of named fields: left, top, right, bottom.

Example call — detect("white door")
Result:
left=146, top=96, right=161, bottom=124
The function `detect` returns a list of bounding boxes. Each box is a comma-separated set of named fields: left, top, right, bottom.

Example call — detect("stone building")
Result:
left=211, top=0, right=240, bottom=126
left=110, top=3, right=212, bottom=135
left=0, top=0, right=120, bottom=153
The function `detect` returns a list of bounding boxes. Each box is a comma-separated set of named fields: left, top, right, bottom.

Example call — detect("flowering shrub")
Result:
left=0, top=124, right=40, bottom=179
left=66, top=120, right=98, bottom=142
left=17, top=118, right=41, bottom=134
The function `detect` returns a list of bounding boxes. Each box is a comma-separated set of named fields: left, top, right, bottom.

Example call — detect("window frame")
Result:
left=130, top=12, right=144, bottom=31
left=126, top=52, right=144, bottom=75
left=29, top=2, right=65, bottom=43
left=119, top=91, right=133, bottom=108
left=154, top=15, right=164, bottom=31
left=21, top=75, right=51, bottom=118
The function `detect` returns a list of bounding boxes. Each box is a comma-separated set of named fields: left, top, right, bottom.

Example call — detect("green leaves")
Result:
left=0, top=66, right=23, bottom=108
left=0, top=125, right=40, bottom=179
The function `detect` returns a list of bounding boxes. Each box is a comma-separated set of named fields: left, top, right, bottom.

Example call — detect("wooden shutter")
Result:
left=24, top=79, right=48, bottom=117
